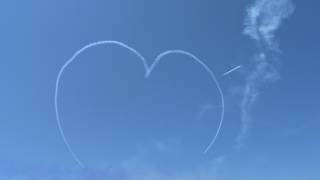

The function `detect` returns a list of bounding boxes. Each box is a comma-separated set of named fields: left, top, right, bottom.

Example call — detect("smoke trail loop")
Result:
left=55, top=40, right=225, bottom=167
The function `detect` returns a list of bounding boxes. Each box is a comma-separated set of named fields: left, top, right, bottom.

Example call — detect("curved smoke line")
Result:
left=54, top=40, right=225, bottom=167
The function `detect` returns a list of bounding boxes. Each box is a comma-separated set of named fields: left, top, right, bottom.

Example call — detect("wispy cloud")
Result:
left=1, top=139, right=225, bottom=180
left=196, top=103, right=221, bottom=122
left=119, top=155, right=225, bottom=180
left=237, top=0, right=295, bottom=148
left=0, top=156, right=225, bottom=180
left=244, top=0, right=295, bottom=48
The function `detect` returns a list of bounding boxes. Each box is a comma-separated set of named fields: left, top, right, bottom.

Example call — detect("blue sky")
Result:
left=0, top=0, right=319, bottom=179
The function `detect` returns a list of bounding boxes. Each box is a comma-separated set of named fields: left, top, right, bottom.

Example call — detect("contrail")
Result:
left=54, top=41, right=147, bottom=168
left=222, top=65, right=242, bottom=76
left=150, top=49, right=225, bottom=154
left=237, top=0, right=295, bottom=148
left=54, top=40, right=225, bottom=167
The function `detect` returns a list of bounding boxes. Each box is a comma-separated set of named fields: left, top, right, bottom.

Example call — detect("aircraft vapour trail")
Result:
left=55, top=41, right=147, bottom=168
left=55, top=40, right=225, bottom=167
left=237, top=0, right=295, bottom=147
left=222, top=65, right=242, bottom=76
left=149, top=50, right=225, bottom=154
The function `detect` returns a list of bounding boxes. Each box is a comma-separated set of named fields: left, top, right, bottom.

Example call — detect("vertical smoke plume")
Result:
left=237, top=0, right=295, bottom=147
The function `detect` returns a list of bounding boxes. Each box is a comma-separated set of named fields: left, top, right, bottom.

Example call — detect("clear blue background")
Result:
left=0, top=0, right=319, bottom=179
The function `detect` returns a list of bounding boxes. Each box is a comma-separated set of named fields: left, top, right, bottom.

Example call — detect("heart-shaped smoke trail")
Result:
left=54, top=40, right=225, bottom=167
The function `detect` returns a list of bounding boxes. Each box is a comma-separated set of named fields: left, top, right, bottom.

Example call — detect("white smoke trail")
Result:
left=149, top=50, right=225, bottom=154
left=55, top=41, right=147, bottom=168
left=244, top=0, right=295, bottom=48
left=237, top=0, right=295, bottom=147
left=55, top=40, right=225, bottom=167
left=222, top=65, right=242, bottom=76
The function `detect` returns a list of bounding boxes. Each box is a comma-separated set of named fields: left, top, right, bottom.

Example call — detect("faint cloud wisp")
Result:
left=237, top=0, right=295, bottom=148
